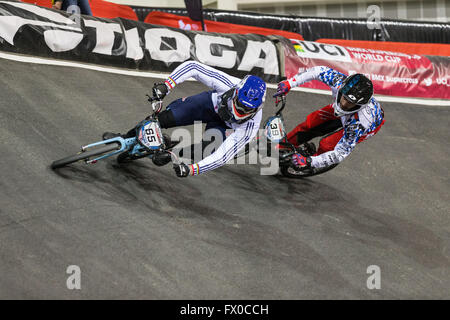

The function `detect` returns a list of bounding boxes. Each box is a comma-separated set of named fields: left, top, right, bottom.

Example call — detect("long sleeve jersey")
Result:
left=164, top=61, right=263, bottom=175
left=287, top=66, right=384, bottom=168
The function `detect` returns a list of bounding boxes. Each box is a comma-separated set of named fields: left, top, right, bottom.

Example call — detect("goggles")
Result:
left=233, top=96, right=257, bottom=117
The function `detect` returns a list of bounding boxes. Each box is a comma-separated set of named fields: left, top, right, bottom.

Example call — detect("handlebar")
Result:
left=277, top=140, right=300, bottom=165
left=275, top=95, right=287, bottom=116
left=146, top=94, right=163, bottom=115
left=146, top=94, right=161, bottom=103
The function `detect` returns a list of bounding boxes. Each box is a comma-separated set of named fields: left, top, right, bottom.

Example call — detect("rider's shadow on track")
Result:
left=52, top=160, right=189, bottom=211
left=52, top=159, right=327, bottom=216
left=52, top=160, right=449, bottom=277
left=52, top=161, right=365, bottom=296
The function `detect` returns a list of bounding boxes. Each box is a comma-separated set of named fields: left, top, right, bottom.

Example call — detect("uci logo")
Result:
left=292, top=40, right=352, bottom=63
left=436, top=78, right=450, bottom=86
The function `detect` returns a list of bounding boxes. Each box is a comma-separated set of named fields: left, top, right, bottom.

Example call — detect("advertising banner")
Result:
left=0, top=1, right=286, bottom=82
left=285, top=39, right=450, bottom=100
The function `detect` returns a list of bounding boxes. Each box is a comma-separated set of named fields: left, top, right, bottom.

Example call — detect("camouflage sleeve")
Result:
left=289, top=66, right=346, bottom=90
left=316, top=66, right=347, bottom=90
left=310, top=119, right=367, bottom=168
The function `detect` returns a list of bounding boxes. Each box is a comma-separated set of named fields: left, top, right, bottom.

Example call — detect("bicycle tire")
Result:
left=280, top=163, right=338, bottom=178
left=51, top=143, right=119, bottom=169
left=117, top=151, right=148, bottom=163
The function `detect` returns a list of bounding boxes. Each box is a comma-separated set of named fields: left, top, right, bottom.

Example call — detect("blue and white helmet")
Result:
left=231, top=75, right=267, bottom=121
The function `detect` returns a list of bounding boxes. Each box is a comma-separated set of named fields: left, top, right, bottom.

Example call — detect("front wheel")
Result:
left=51, top=144, right=119, bottom=169
left=280, top=163, right=338, bottom=178
left=277, top=145, right=338, bottom=178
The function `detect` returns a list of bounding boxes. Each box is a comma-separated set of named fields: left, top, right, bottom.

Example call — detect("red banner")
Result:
left=19, top=0, right=52, bottom=7
left=285, top=40, right=450, bottom=100
left=317, top=39, right=450, bottom=58
left=144, top=11, right=304, bottom=41
left=89, top=0, right=137, bottom=20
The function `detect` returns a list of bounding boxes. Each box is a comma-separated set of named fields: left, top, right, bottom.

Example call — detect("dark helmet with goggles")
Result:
left=335, top=73, right=373, bottom=116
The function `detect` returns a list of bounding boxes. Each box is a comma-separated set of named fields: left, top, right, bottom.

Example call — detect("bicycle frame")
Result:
left=81, top=97, right=166, bottom=164
left=263, top=96, right=291, bottom=145
left=81, top=137, right=139, bottom=164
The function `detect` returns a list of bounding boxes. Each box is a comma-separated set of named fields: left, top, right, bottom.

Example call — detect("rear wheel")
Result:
left=117, top=151, right=133, bottom=164
left=51, top=144, right=119, bottom=169
left=117, top=151, right=152, bottom=163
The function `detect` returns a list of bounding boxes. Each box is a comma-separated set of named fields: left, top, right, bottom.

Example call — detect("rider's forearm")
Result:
left=311, top=149, right=346, bottom=168
left=193, top=121, right=257, bottom=175
left=310, top=136, right=356, bottom=168
left=288, top=66, right=325, bottom=88
left=289, top=66, right=348, bottom=91
left=164, top=61, right=195, bottom=90
left=164, top=60, right=238, bottom=92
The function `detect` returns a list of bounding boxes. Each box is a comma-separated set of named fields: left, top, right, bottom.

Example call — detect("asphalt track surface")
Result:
left=0, top=57, right=449, bottom=299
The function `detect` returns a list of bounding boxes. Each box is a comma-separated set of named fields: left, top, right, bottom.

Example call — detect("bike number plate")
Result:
left=138, top=121, right=163, bottom=150
left=264, top=116, right=286, bottom=142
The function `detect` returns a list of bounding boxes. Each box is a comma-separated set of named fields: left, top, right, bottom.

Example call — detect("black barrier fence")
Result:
left=131, top=6, right=450, bottom=44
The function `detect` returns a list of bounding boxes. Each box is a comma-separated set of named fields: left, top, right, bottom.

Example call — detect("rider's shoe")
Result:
left=163, top=133, right=180, bottom=149
left=102, top=132, right=121, bottom=140
left=152, top=152, right=172, bottom=166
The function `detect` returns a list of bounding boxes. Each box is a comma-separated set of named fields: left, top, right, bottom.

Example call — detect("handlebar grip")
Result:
left=275, top=95, right=287, bottom=114
left=147, top=94, right=163, bottom=103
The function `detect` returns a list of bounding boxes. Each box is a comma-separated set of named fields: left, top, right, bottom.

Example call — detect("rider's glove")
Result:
left=173, top=163, right=191, bottom=178
left=152, top=82, right=169, bottom=100
left=292, top=153, right=312, bottom=170
left=273, top=80, right=291, bottom=97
